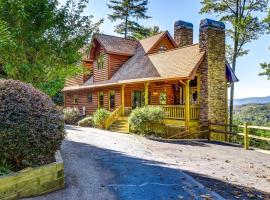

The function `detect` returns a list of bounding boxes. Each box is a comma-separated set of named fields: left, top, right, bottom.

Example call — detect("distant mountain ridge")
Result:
left=234, top=96, right=270, bottom=106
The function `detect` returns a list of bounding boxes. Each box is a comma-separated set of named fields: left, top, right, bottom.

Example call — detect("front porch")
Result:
left=105, top=77, right=200, bottom=130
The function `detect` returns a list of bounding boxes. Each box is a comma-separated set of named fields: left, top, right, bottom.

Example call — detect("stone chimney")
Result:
left=174, top=20, right=193, bottom=48
left=198, top=19, right=227, bottom=127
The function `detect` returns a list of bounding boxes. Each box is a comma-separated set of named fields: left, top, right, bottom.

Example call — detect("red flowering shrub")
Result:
left=0, top=79, right=66, bottom=169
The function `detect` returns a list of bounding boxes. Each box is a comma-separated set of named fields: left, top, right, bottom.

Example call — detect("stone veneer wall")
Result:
left=174, top=20, right=193, bottom=48
left=199, top=19, right=227, bottom=127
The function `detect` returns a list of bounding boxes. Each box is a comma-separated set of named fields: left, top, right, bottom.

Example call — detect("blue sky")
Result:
left=61, top=0, right=270, bottom=99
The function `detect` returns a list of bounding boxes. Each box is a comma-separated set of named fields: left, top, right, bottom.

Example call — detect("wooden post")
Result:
left=197, top=74, right=200, bottom=105
left=207, top=121, right=211, bottom=141
left=145, top=82, right=149, bottom=106
left=121, top=85, right=125, bottom=116
left=185, top=80, right=190, bottom=129
left=244, top=122, right=249, bottom=150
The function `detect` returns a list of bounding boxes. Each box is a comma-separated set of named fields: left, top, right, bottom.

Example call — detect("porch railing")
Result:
left=161, top=105, right=199, bottom=120
left=190, top=105, right=199, bottom=120
left=105, top=105, right=122, bottom=129
left=162, top=105, right=185, bottom=120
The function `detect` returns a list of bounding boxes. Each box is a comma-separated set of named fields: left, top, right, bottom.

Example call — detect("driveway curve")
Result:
left=25, top=126, right=223, bottom=200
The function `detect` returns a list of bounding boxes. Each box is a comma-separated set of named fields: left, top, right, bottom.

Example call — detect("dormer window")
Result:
left=97, top=53, right=105, bottom=70
left=158, top=45, right=167, bottom=53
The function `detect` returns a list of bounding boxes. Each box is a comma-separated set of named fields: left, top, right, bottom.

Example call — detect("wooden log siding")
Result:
left=148, top=35, right=176, bottom=54
left=65, top=73, right=85, bottom=87
left=148, top=83, right=176, bottom=105
left=64, top=86, right=121, bottom=115
left=123, top=84, right=145, bottom=107
left=109, top=54, right=130, bottom=79
left=93, top=52, right=109, bottom=82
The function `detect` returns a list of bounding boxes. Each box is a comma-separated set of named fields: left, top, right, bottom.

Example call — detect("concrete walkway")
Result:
left=25, top=126, right=224, bottom=200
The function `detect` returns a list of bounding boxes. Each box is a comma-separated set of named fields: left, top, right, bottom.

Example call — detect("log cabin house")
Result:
left=63, top=19, right=238, bottom=134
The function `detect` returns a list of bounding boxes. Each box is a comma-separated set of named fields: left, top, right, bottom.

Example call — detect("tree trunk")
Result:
left=124, top=0, right=130, bottom=39
left=124, top=15, right=128, bottom=39
left=229, top=0, right=239, bottom=131
left=229, top=55, right=237, bottom=131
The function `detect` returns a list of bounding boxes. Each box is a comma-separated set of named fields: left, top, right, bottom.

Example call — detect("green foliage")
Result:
left=128, top=106, right=166, bottom=134
left=52, top=91, right=64, bottom=106
left=0, top=0, right=102, bottom=96
left=259, top=12, right=270, bottom=80
left=78, top=116, right=94, bottom=127
left=63, top=107, right=81, bottom=125
left=107, top=0, right=151, bottom=38
left=0, top=162, right=13, bottom=176
left=234, top=104, right=270, bottom=126
left=0, top=79, right=66, bottom=169
left=233, top=103, right=270, bottom=150
left=259, top=61, right=270, bottom=80
left=129, top=25, right=161, bottom=40
left=93, top=109, right=110, bottom=129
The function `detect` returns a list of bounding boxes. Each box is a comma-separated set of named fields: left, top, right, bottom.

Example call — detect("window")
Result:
left=73, top=95, right=78, bottom=104
left=87, top=92, right=93, bottom=103
left=98, top=92, right=104, bottom=108
left=158, top=45, right=167, bottom=53
left=159, top=92, right=167, bottom=105
left=97, top=53, right=105, bottom=70
left=109, top=91, right=115, bottom=110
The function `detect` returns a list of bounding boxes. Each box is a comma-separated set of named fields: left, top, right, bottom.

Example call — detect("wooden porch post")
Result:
left=121, top=84, right=125, bottom=115
left=145, top=82, right=149, bottom=106
left=185, top=80, right=190, bottom=129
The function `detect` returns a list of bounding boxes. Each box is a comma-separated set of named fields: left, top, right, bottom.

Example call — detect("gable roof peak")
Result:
left=139, top=31, right=177, bottom=54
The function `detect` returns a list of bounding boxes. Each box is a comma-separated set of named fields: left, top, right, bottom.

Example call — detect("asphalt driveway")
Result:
left=26, top=126, right=270, bottom=200
left=25, top=126, right=223, bottom=200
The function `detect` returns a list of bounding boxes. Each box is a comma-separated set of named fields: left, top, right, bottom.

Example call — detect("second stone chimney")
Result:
left=174, top=20, right=193, bottom=48
left=198, top=19, right=227, bottom=127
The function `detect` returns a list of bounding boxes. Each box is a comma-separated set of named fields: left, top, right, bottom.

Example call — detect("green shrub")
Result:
left=93, top=109, right=110, bottom=129
left=78, top=116, right=93, bottom=127
left=63, top=107, right=81, bottom=125
left=0, top=79, right=66, bottom=170
left=129, top=106, right=166, bottom=134
left=0, top=163, right=13, bottom=176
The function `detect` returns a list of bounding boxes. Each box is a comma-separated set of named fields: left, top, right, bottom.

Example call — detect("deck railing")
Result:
left=209, top=122, right=270, bottom=150
left=161, top=105, right=185, bottom=119
left=190, top=105, right=199, bottom=120
left=105, top=106, right=122, bottom=129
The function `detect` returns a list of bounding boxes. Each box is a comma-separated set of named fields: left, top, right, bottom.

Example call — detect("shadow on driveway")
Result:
left=26, top=138, right=269, bottom=200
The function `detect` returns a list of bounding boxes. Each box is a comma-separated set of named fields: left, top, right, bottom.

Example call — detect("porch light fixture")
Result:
left=153, top=91, right=158, bottom=96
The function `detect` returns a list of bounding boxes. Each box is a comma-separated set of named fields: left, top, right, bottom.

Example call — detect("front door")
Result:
left=132, top=91, right=145, bottom=108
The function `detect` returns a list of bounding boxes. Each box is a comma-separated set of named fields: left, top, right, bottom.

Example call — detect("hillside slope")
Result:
left=234, top=103, right=270, bottom=126
left=234, top=96, right=270, bottom=106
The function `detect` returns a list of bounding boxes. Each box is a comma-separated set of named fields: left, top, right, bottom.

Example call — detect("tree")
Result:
left=259, top=10, right=270, bottom=80
left=130, top=25, right=161, bottom=40
left=200, top=0, right=268, bottom=128
left=0, top=0, right=102, bottom=96
left=0, top=21, right=11, bottom=78
left=107, top=0, right=151, bottom=38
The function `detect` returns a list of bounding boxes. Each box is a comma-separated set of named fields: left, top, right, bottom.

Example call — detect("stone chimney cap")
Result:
left=200, top=19, right=225, bottom=30
left=174, top=20, right=193, bottom=29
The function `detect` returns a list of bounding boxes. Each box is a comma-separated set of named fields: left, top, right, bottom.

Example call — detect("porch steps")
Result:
left=109, top=117, right=129, bottom=133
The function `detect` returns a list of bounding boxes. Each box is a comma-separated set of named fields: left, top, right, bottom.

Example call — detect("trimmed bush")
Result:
left=63, top=107, right=81, bottom=125
left=78, top=116, right=93, bottom=127
left=0, top=79, right=66, bottom=170
left=93, top=108, right=110, bottom=129
left=129, top=106, right=166, bottom=135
